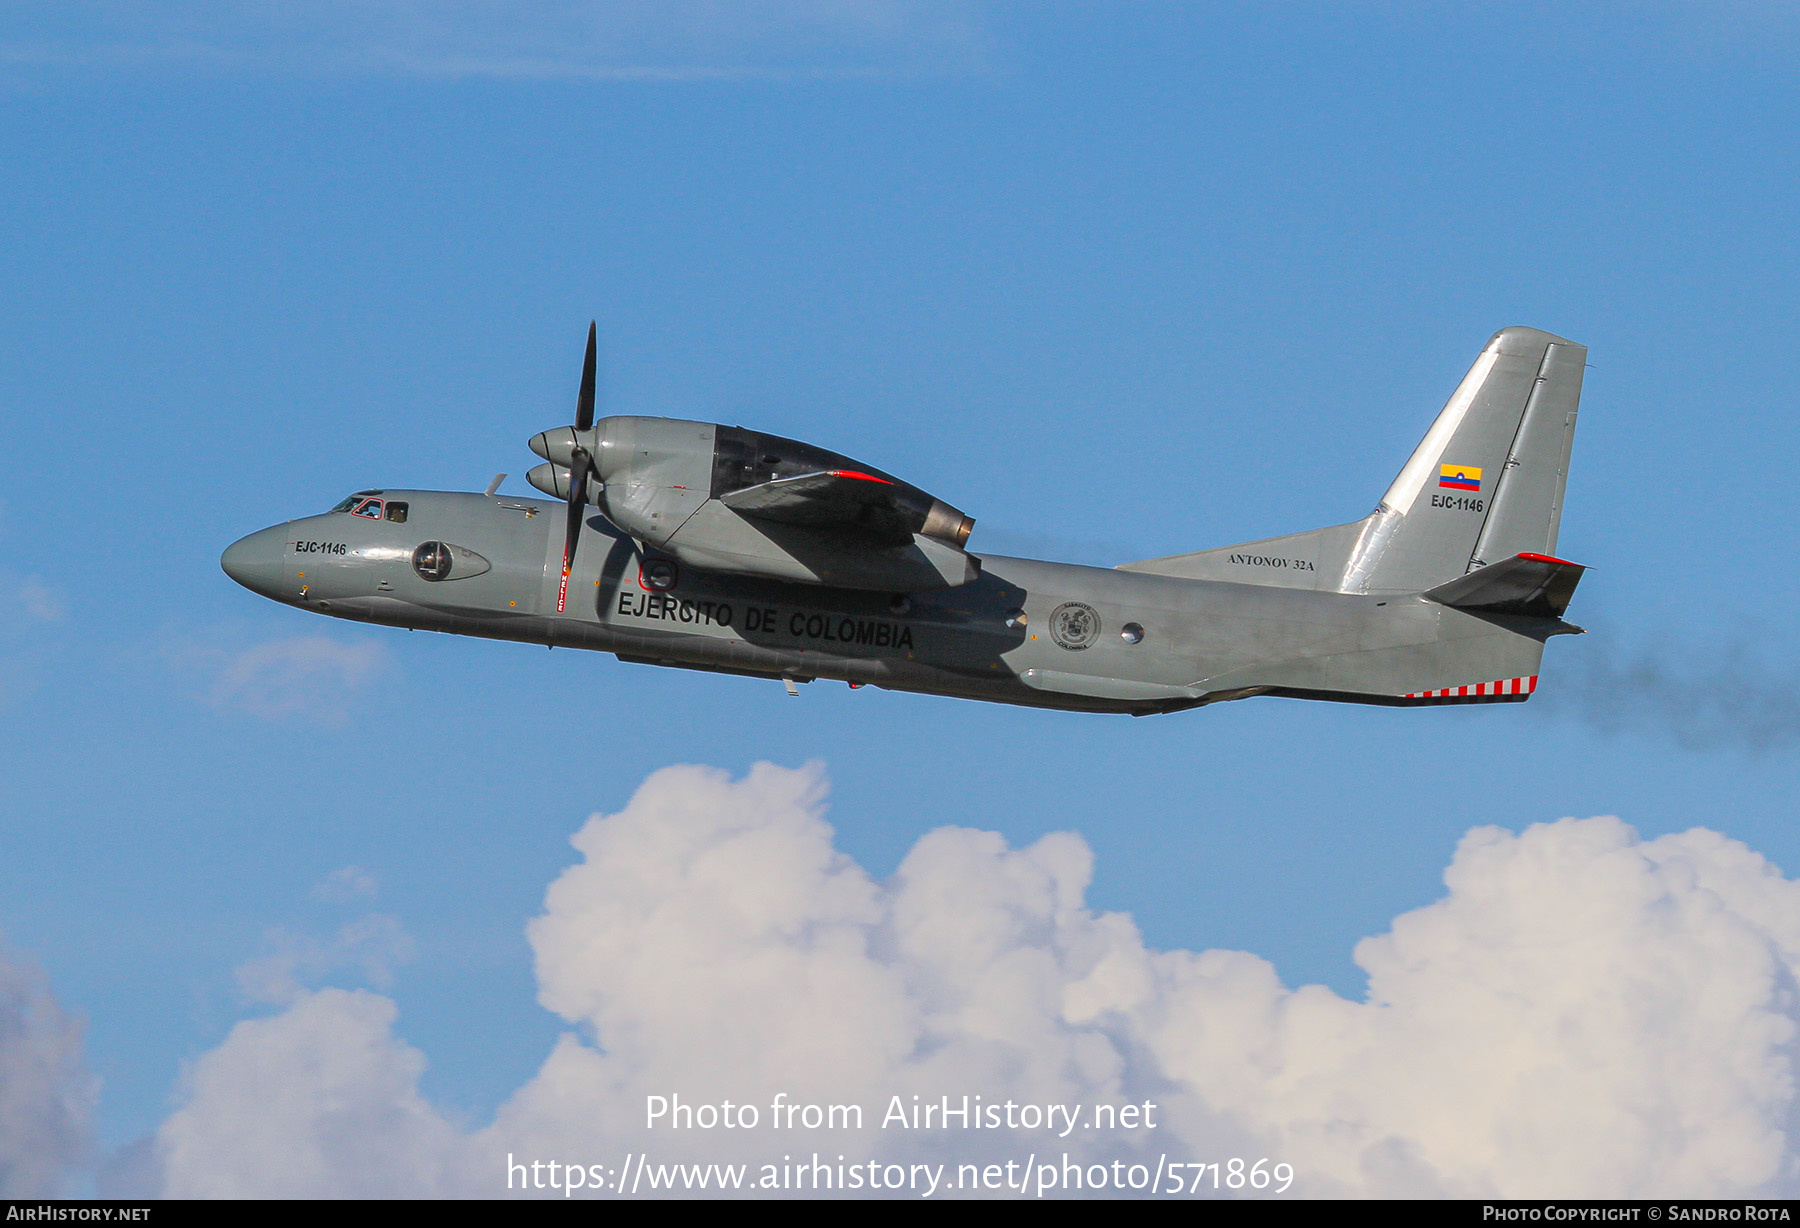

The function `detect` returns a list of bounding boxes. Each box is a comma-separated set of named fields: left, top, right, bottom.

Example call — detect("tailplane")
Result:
left=1422, top=551, right=1586, bottom=621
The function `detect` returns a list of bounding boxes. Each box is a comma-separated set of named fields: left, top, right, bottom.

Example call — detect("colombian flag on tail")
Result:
left=1439, top=463, right=1482, bottom=491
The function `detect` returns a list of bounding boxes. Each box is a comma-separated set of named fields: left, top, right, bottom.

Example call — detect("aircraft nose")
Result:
left=221, top=525, right=289, bottom=598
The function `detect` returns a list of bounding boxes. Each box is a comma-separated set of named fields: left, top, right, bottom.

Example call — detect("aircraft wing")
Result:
left=720, top=469, right=915, bottom=545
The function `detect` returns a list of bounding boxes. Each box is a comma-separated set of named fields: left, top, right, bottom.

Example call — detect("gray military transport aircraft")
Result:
left=222, top=324, right=1587, bottom=715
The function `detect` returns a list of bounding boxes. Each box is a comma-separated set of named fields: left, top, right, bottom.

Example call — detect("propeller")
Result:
left=556, top=321, right=599, bottom=613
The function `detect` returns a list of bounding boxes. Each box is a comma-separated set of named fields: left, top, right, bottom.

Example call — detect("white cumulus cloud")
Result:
left=157, top=991, right=462, bottom=1199
left=236, top=915, right=417, bottom=1007
left=0, top=938, right=94, bottom=1197
left=153, top=762, right=1800, bottom=1198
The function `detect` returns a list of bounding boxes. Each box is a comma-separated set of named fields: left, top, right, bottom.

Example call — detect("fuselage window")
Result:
left=352, top=498, right=385, bottom=519
left=384, top=502, right=409, bottom=524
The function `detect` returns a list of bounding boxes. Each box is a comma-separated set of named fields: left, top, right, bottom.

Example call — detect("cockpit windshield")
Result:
left=334, top=486, right=383, bottom=511
left=328, top=491, right=404, bottom=521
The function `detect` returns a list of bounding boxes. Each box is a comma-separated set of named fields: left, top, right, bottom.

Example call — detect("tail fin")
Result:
left=1352, top=326, right=1585, bottom=592
left=1119, top=327, right=1585, bottom=595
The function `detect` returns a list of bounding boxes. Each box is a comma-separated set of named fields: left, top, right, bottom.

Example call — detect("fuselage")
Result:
left=220, top=488, right=1537, bottom=715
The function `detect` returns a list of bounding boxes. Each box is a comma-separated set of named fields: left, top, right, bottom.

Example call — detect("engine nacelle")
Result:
left=527, top=416, right=979, bottom=591
left=665, top=506, right=980, bottom=590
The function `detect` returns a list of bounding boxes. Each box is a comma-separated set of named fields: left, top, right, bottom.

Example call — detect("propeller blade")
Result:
left=556, top=446, right=592, bottom=614
left=575, top=321, right=597, bottom=433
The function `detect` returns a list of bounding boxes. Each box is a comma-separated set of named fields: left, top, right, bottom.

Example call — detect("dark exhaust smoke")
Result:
left=1542, top=632, right=1800, bottom=753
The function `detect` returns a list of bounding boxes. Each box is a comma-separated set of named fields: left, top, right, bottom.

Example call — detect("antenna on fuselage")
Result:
left=484, top=473, right=506, bottom=497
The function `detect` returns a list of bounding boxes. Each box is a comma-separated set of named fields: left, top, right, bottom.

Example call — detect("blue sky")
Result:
left=4, top=1, right=1800, bottom=1190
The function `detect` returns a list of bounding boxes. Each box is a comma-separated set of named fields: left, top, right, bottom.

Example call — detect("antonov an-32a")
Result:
left=223, top=326, right=1586, bottom=715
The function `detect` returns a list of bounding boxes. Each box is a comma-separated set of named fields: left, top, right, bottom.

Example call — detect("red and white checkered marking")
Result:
left=1405, top=675, right=1537, bottom=700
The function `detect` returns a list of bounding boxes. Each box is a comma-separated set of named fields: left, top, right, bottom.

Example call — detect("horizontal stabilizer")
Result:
left=1423, top=552, right=1586, bottom=619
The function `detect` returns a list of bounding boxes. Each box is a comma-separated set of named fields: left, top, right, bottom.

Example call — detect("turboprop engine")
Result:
left=526, top=416, right=978, bottom=592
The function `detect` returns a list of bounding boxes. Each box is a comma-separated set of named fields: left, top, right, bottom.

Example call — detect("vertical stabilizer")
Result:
left=1342, top=326, right=1585, bottom=593
left=1117, top=327, right=1584, bottom=596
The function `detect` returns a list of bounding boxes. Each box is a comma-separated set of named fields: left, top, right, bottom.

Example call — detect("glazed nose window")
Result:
left=412, top=541, right=453, bottom=581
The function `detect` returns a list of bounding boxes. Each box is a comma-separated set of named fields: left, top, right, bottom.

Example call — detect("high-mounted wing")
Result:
left=721, top=468, right=912, bottom=545
left=693, top=427, right=977, bottom=588
left=709, top=426, right=973, bottom=550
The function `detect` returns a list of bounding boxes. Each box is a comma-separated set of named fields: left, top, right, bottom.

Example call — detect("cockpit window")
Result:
left=329, top=490, right=384, bottom=514
left=351, top=498, right=384, bottom=519
left=384, top=502, right=408, bottom=523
